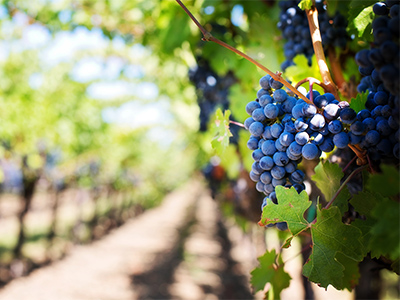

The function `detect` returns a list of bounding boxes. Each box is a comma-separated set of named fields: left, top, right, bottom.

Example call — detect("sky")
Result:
left=0, top=8, right=176, bottom=145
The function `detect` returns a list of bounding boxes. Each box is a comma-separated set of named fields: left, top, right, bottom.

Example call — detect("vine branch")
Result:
left=325, top=165, right=368, bottom=209
left=229, top=120, right=245, bottom=128
left=176, top=0, right=312, bottom=104
left=305, top=7, right=339, bottom=100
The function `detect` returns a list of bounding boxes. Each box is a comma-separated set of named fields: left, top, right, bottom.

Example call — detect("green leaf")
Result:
left=311, top=161, right=351, bottom=215
left=348, top=1, right=376, bottom=40
left=349, top=91, right=369, bottom=113
left=366, top=165, right=400, bottom=197
left=285, top=56, right=323, bottom=95
left=369, top=198, right=400, bottom=261
left=259, top=186, right=311, bottom=236
left=303, top=206, right=364, bottom=290
left=349, top=191, right=377, bottom=256
left=210, top=108, right=232, bottom=155
left=250, top=249, right=291, bottom=299
left=353, top=5, right=374, bottom=37
left=298, top=0, right=313, bottom=10
left=335, top=252, right=361, bottom=290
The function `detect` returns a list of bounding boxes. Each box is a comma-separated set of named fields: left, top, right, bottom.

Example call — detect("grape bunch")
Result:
left=277, top=0, right=349, bottom=70
left=356, top=1, right=399, bottom=96
left=244, top=74, right=357, bottom=229
left=189, top=57, right=239, bottom=143
left=355, top=0, right=400, bottom=159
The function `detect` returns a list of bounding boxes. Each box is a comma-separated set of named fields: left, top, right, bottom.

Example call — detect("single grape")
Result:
left=285, top=161, right=297, bottom=173
left=365, top=130, right=381, bottom=146
left=350, top=121, right=366, bottom=135
left=259, top=74, right=272, bottom=90
left=290, top=169, right=305, bottom=183
left=279, top=131, right=295, bottom=146
left=264, top=103, right=280, bottom=119
left=294, top=118, right=309, bottom=131
left=340, top=107, right=357, bottom=124
left=249, top=171, right=260, bottom=182
left=319, top=137, right=335, bottom=152
left=246, top=101, right=261, bottom=115
left=244, top=117, right=255, bottom=130
left=323, top=103, right=340, bottom=120
left=273, top=151, right=290, bottom=166
left=302, top=143, right=320, bottom=160
left=260, top=171, right=273, bottom=184
left=273, top=89, right=288, bottom=103
left=259, top=156, right=275, bottom=171
left=333, top=132, right=349, bottom=149
left=309, top=113, right=326, bottom=130
left=295, top=131, right=310, bottom=145
left=252, top=149, right=265, bottom=162
left=261, top=140, right=277, bottom=156
left=249, top=121, right=264, bottom=137
left=247, top=136, right=259, bottom=150
left=271, top=165, right=286, bottom=179
left=252, top=162, right=264, bottom=175
left=252, top=108, right=266, bottom=122
left=271, top=123, right=284, bottom=138
left=328, top=119, right=343, bottom=134
left=259, top=94, right=273, bottom=106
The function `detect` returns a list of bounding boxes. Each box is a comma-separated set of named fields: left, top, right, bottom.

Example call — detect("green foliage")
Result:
left=250, top=249, right=291, bottom=299
left=366, top=165, right=400, bottom=197
left=351, top=166, right=400, bottom=261
left=298, top=0, right=314, bottom=11
left=210, top=108, right=233, bottom=155
left=259, top=186, right=310, bottom=236
left=348, top=1, right=376, bottom=40
left=303, top=206, right=364, bottom=290
left=284, top=56, right=324, bottom=95
left=311, top=161, right=350, bottom=214
left=349, top=91, right=369, bottom=113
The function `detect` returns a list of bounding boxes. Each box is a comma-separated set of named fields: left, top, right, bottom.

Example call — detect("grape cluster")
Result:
left=357, top=1, right=399, bottom=96
left=355, top=1, right=400, bottom=160
left=189, top=57, right=240, bottom=143
left=277, top=0, right=349, bottom=70
left=245, top=74, right=357, bottom=230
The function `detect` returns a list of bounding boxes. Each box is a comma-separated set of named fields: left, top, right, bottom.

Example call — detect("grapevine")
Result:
left=177, top=0, right=399, bottom=298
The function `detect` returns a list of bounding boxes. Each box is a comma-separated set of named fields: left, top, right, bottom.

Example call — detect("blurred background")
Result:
left=0, top=1, right=397, bottom=300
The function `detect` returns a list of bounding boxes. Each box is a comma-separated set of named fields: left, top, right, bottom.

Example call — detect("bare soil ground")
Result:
left=0, top=179, right=354, bottom=300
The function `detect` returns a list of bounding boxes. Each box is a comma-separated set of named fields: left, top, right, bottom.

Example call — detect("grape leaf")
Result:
left=303, top=206, right=364, bottom=290
left=311, top=161, right=351, bottom=215
left=259, top=186, right=311, bottom=236
left=349, top=191, right=377, bottom=256
left=298, top=0, right=313, bottom=10
left=211, top=108, right=232, bottom=154
left=366, top=165, right=400, bottom=197
left=335, top=252, right=361, bottom=290
left=250, top=249, right=291, bottom=299
left=349, top=91, right=368, bottom=113
left=353, top=5, right=374, bottom=37
left=348, top=1, right=376, bottom=39
left=369, top=198, right=400, bottom=261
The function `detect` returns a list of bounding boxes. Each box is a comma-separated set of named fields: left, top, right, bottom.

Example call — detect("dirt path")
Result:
left=0, top=179, right=260, bottom=300
left=0, top=178, right=355, bottom=300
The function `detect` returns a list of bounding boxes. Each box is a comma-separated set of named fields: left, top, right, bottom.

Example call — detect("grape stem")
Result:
left=327, top=47, right=355, bottom=100
left=325, top=164, right=368, bottom=210
left=342, top=155, right=357, bottom=173
left=305, top=7, right=339, bottom=100
left=229, top=120, right=245, bottom=128
left=175, top=0, right=311, bottom=104
left=348, top=144, right=368, bottom=165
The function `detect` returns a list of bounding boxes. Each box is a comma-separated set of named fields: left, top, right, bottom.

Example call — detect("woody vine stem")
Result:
left=175, top=0, right=312, bottom=104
